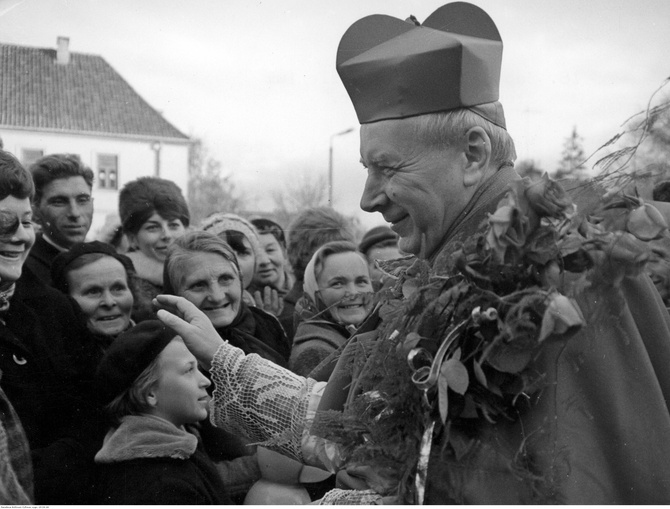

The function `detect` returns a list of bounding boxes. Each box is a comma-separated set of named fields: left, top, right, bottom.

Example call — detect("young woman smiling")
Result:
left=118, top=177, right=189, bottom=320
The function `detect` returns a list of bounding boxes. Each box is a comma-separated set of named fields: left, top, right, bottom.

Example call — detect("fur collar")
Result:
left=95, top=415, right=197, bottom=464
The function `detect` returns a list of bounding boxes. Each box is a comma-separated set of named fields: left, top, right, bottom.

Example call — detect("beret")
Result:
left=95, top=320, right=178, bottom=406
left=51, top=240, right=135, bottom=294
left=336, top=2, right=506, bottom=128
left=359, top=226, right=398, bottom=255
left=118, top=177, right=190, bottom=234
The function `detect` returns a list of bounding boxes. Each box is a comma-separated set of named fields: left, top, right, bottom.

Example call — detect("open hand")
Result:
left=154, top=294, right=224, bottom=370
left=253, top=286, right=284, bottom=317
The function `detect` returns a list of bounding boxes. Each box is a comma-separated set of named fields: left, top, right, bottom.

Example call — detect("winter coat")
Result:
left=23, top=234, right=60, bottom=287
left=3, top=269, right=102, bottom=504
left=290, top=319, right=350, bottom=378
left=95, top=415, right=233, bottom=505
left=0, top=383, right=33, bottom=504
left=216, top=303, right=291, bottom=367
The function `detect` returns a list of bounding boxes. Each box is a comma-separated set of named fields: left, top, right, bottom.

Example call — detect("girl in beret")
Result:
left=290, top=241, right=374, bottom=378
left=118, top=177, right=189, bottom=319
left=94, top=320, right=234, bottom=504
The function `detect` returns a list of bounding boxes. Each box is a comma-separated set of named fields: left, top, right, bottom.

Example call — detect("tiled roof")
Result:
left=0, top=42, right=189, bottom=141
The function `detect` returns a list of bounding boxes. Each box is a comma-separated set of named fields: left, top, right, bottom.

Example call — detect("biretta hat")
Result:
left=336, top=2, right=506, bottom=128
left=95, top=320, right=178, bottom=406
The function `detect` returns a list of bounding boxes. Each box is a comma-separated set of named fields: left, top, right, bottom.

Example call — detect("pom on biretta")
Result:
left=95, top=320, right=178, bottom=406
left=118, top=177, right=190, bottom=235
left=336, top=2, right=506, bottom=128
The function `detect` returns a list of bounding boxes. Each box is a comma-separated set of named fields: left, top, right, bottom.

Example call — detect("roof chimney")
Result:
left=56, top=36, right=70, bottom=65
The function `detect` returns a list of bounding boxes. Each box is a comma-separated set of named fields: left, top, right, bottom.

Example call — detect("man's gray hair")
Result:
left=411, top=108, right=517, bottom=170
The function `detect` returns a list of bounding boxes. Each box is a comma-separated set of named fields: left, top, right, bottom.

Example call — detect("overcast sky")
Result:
left=2, top=0, right=670, bottom=228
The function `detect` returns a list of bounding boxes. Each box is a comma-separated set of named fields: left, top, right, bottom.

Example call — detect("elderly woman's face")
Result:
left=131, top=213, right=186, bottom=262
left=67, top=256, right=133, bottom=336
left=359, top=117, right=470, bottom=258
left=317, top=251, right=373, bottom=327
left=177, top=251, right=242, bottom=328
left=0, top=196, right=35, bottom=284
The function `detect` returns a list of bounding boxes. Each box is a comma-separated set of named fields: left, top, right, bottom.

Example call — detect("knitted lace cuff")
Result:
left=209, top=342, right=317, bottom=461
left=319, top=489, right=383, bottom=505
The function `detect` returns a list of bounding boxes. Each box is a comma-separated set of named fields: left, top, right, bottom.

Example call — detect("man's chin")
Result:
left=398, top=235, right=421, bottom=256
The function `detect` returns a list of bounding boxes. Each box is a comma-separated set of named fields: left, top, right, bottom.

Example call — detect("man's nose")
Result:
left=360, top=172, right=386, bottom=213
left=67, top=200, right=83, bottom=218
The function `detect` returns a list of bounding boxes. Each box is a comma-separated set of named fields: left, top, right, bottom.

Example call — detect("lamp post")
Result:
left=151, top=141, right=162, bottom=177
left=328, top=127, right=355, bottom=207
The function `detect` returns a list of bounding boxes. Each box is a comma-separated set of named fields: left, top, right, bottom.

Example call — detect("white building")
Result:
left=0, top=37, right=191, bottom=238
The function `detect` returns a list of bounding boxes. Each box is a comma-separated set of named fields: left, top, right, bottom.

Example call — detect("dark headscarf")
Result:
left=51, top=241, right=135, bottom=295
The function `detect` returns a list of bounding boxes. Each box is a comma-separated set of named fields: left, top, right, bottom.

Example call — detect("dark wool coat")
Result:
left=289, top=319, right=350, bottom=378
left=23, top=234, right=61, bottom=287
left=95, top=416, right=232, bottom=505
left=4, top=269, right=102, bottom=504
left=216, top=304, right=291, bottom=368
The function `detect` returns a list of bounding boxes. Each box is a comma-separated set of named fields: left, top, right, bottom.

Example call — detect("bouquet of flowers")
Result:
left=314, top=174, right=668, bottom=503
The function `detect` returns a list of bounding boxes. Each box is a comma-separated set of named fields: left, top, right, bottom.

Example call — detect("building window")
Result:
left=21, top=149, right=44, bottom=168
left=98, top=154, right=118, bottom=190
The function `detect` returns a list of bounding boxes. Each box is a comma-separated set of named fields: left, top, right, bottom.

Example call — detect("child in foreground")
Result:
left=94, top=320, right=233, bottom=504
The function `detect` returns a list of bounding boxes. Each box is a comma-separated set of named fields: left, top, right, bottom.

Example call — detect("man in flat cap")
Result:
left=156, top=2, right=670, bottom=504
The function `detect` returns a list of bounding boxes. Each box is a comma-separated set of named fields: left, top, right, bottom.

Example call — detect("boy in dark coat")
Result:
left=94, top=320, right=233, bottom=505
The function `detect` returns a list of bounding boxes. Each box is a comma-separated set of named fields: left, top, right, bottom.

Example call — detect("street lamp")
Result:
left=150, top=141, right=162, bottom=177
left=328, top=127, right=355, bottom=207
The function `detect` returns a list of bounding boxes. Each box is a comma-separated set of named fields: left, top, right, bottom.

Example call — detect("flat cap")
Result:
left=336, top=2, right=505, bottom=128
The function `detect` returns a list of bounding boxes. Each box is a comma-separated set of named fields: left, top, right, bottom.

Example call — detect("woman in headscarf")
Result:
left=164, top=230, right=290, bottom=367
left=118, top=177, right=189, bottom=320
left=200, top=213, right=283, bottom=316
left=289, top=241, right=374, bottom=377
left=51, top=241, right=137, bottom=373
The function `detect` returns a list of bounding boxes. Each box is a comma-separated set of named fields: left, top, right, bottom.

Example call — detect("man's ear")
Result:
left=462, top=126, right=492, bottom=188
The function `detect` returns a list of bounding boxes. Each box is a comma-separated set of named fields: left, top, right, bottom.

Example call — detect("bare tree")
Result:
left=187, top=138, right=244, bottom=226
left=553, top=126, right=588, bottom=181
left=271, top=170, right=328, bottom=227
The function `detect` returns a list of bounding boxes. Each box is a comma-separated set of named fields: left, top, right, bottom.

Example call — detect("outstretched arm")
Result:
left=154, top=295, right=337, bottom=468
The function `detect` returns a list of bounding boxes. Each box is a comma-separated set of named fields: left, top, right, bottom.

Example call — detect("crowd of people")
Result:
left=0, top=144, right=400, bottom=503
left=3, top=1, right=670, bottom=505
